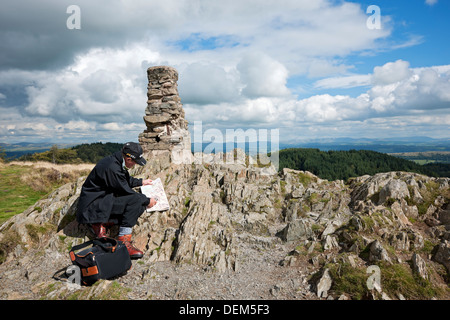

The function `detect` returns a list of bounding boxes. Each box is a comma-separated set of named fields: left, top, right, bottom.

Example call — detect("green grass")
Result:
left=327, top=263, right=371, bottom=300
left=379, top=262, right=446, bottom=299
left=0, top=161, right=91, bottom=225
left=414, top=159, right=437, bottom=165
left=324, top=261, right=449, bottom=300
left=0, top=164, right=47, bottom=224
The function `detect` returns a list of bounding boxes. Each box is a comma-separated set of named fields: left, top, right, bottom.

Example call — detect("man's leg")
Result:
left=111, top=193, right=147, bottom=259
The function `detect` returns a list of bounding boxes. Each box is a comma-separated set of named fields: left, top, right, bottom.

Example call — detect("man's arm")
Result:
left=128, top=176, right=143, bottom=188
left=106, top=169, right=143, bottom=196
left=128, top=176, right=152, bottom=188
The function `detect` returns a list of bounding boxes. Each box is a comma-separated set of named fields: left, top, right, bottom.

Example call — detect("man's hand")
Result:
left=147, top=197, right=157, bottom=208
left=142, top=179, right=153, bottom=186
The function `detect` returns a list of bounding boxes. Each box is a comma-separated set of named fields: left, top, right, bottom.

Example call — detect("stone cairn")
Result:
left=138, top=66, right=192, bottom=164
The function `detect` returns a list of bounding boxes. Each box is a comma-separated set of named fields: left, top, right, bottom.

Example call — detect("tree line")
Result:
left=9, top=144, right=450, bottom=179
left=277, top=148, right=450, bottom=181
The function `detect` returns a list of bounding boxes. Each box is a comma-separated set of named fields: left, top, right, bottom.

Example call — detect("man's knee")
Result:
left=115, top=193, right=144, bottom=207
left=117, top=193, right=147, bottom=228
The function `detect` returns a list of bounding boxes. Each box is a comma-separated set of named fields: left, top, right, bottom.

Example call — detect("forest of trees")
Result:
left=71, top=143, right=124, bottom=163
left=277, top=148, right=450, bottom=181
left=12, top=144, right=450, bottom=179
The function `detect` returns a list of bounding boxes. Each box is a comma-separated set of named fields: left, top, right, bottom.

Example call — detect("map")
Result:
left=140, top=178, right=170, bottom=212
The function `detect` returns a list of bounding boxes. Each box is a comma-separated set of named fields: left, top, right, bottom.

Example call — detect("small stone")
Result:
left=411, top=253, right=428, bottom=280
left=316, top=268, right=332, bottom=298
left=369, top=240, right=391, bottom=263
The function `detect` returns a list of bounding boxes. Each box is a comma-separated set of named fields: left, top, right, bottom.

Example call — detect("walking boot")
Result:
left=91, top=223, right=107, bottom=238
left=117, top=234, right=143, bottom=259
left=91, top=221, right=117, bottom=238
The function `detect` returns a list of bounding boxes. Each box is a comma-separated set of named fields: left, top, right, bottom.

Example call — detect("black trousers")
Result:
left=110, top=193, right=147, bottom=228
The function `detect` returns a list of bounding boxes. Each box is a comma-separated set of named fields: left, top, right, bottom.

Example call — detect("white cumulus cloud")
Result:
left=372, top=60, right=413, bottom=85
left=0, top=0, right=445, bottom=143
left=237, top=52, right=291, bottom=98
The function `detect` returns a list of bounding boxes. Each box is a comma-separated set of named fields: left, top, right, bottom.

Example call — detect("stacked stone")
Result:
left=138, top=66, right=191, bottom=163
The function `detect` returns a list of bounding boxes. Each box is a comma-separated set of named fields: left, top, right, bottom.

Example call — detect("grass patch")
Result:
left=327, top=263, right=371, bottom=300
left=297, top=172, right=314, bottom=187
left=0, top=161, right=91, bottom=224
left=324, top=261, right=447, bottom=300
left=415, top=181, right=442, bottom=215
left=44, top=280, right=131, bottom=300
left=25, top=223, right=56, bottom=243
left=0, top=228, right=24, bottom=264
left=0, top=164, right=47, bottom=224
left=379, top=262, right=445, bottom=300
left=89, top=280, right=131, bottom=300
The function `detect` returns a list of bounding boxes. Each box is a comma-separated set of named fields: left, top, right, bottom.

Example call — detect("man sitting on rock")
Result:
left=76, top=142, right=156, bottom=259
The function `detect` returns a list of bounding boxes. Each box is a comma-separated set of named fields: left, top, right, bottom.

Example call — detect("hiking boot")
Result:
left=117, top=234, right=143, bottom=259
left=91, top=221, right=116, bottom=238
left=91, top=223, right=108, bottom=238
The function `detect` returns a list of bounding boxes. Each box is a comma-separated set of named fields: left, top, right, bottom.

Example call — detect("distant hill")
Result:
left=5, top=140, right=450, bottom=178
left=277, top=148, right=450, bottom=180
left=278, top=137, right=450, bottom=154
left=15, top=142, right=123, bottom=164
left=71, top=142, right=124, bottom=163
left=389, top=151, right=450, bottom=164
left=1, top=142, right=76, bottom=159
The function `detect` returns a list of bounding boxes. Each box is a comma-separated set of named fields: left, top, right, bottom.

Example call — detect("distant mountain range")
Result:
left=0, top=142, right=76, bottom=159
left=278, top=137, right=450, bottom=154
left=193, top=136, right=450, bottom=154
left=2, top=136, right=450, bottom=159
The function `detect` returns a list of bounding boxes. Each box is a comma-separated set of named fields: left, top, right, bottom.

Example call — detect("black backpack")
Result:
left=69, top=237, right=132, bottom=285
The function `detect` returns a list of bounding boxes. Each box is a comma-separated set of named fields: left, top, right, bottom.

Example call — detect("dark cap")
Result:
left=122, top=142, right=146, bottom=166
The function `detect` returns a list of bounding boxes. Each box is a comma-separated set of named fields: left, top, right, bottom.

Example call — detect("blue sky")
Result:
left=296, top=0, right=450, bottom=97
left=0, top=0, right=449, bottom=144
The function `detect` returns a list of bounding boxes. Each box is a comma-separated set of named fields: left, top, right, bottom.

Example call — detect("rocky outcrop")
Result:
left=1, top=162, right=449, bottom=300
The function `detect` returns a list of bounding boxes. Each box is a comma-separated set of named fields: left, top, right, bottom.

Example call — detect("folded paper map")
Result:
left=141, top=178, right=170, bottom=212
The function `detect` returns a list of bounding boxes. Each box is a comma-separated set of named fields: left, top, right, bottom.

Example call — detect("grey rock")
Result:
left=279, top=219, right=313, bottom=242
left=438, top=209, right=450, bottom=225
left=369, top=240, right=391, bottom=263
left=434, top=240, right=450, bottom=273
left=411, top=253, right=428, bottom=280
left=378, top=179, right=410, bottom=205
left=316, top=268, right=332, bottom=298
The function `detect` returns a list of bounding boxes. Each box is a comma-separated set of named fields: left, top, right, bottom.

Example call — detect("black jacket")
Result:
left=76, top=151, right=150, bottom=224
